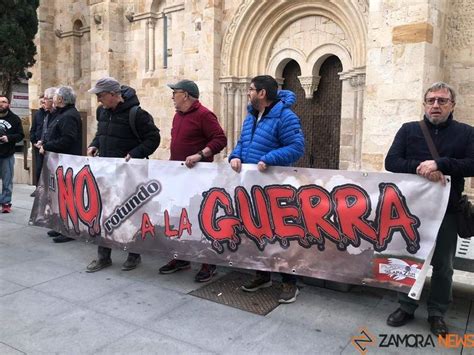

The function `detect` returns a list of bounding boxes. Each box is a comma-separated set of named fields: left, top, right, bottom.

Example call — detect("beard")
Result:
left=426, top=113, right=449, bottom=125
left=0, top=107, right=8, bottom=114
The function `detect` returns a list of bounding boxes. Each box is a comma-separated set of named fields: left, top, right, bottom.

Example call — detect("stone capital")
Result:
left=297, top=75, right=321, bottom=99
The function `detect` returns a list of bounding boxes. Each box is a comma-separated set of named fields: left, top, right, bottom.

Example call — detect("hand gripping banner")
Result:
left=30, top=153, right=451, bottom=297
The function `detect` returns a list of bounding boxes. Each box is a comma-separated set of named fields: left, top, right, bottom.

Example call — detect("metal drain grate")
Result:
left=454, top=237, right=474, bottom=272
left=189, top=271, right=281, bottom=315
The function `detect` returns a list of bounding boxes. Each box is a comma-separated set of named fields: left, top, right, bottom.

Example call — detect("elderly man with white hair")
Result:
left=39, top=85, right=83, bottom=243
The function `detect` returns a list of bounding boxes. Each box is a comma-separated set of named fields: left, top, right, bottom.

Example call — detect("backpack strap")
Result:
left=418, top=120, right=440, bottom=159
left=129, top=105, right=150, bottom=159
left=129, top=105, right=141, bottom=143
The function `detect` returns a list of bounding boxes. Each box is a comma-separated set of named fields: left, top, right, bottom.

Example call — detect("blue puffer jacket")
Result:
left=229, top=90, right=304, bottom=166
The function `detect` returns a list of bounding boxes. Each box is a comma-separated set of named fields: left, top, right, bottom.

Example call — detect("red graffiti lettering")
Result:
left=178, top=208, right=192, bottom=236
left=235, top=186, right=273, bottom=247
left=140, top=213, right=155, bottom=240
left=375, top=183, right=420, bottom=251
left=57, top=166, right=78, bottom=232
left=198, top=188, right=240, bottom=242
left=56, top=165, right=101, bottom=236
left=333, top=185, right=377, bottom=245
left=266, top=185, right=305, bottom=244
left=298, top=186, right=342, bottom=245
left=164, top=209, right=178, bottom=237
left=199, top=183, right=420, bottom=254
left=164, top=208, right=193, bottom=238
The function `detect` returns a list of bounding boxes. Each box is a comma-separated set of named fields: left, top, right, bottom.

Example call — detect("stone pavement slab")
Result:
left=0, top=184, right=472, bottom=354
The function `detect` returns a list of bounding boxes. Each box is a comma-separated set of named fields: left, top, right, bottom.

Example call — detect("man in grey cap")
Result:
left=85, top=76, right=161, bottom=272
left=158, top=79, right=226, bottom=282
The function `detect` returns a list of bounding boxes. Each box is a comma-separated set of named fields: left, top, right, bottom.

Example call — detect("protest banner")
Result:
left=30, top=153, right=451, bottom=297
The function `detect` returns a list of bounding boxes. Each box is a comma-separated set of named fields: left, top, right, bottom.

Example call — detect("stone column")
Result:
left=225, top=83, right=236, bottom=153
left=146, top=19, right=156, bottom=73
left=350, top=73, right=366, bottom=170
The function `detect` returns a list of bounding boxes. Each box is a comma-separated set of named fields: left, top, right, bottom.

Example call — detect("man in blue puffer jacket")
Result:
left=229, top=75, right=305, bottom=304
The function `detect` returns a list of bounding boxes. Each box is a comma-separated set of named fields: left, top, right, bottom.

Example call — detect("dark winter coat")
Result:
left=89, top=86, right=160, bottom=158
left=43, top=104, right=82, bottom=156
left=0, top=110, right=24, bottom=158
left=30, top=107, right=47, bottom=145
left=385, top=114, right=474, bottom=212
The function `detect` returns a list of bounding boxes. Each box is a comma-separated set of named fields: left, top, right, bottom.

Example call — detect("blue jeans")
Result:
left=398, top=213, right=458, bottom=317
left=0, top=154, right=14, bottom=205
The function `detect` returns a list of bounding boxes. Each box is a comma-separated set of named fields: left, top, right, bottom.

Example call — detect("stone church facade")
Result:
left=30, top=0, right=473, bottom=194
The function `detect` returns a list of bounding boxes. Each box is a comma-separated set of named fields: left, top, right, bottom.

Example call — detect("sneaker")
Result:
left=86, top=259, right=112, bottom=273
left=53, top=235, right=74, bottom=243
left=241, top=276, right=272, bottom=292
left=194, top=264, right=217, bottom=282
left=1, top=204, right=12, bottom=213
left=122, top=255, right=141, bottom=271
left=159, top=259, right=191, bottom=274
left=278, top=283, right=299, bottom=303
left=47, top=230, right=61, bottom=237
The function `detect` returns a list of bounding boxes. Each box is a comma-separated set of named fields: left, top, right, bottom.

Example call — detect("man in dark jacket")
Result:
left=385, top=82, right=474, bottom=337
left=0, top=95, right=24, bottom=213
left=29, top=95, right=47, bottom=196
left=158, top=79, right=227, bottom=282
left=229, top=75, right=305, bottom=304
left=86, top=76, right=161, bottom=273
left=40, top=86, right=83, bottom=243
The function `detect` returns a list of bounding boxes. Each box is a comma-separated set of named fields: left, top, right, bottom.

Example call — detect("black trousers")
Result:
left=33, top=148, right=44, bottom=185
left=398, top=213, right=458, bottom=317
left=256, top=270, right=297, bottom=285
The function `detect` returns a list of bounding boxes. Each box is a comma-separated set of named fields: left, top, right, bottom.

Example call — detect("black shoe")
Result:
left=387, top=308, right=414, bottom=327
left=122, top=255, right=141, bottom=271
left=159, top=259, right=191, bottom=274
left=428, top=316, right=448, bottom=337
left=53, top=235, right=74, bottom=243
left=86, top=259, right=112, bottom=273
left=194, top=264, right=217, bottom=282
left=47, top=230, right=61, bottom=237
left=30, top=191, right=36, bottom=197
left=241, top=276, right=272, bottom=292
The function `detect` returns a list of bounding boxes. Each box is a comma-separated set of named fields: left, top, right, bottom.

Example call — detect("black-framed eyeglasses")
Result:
left=425, top=97, right=453, bottom=106
left=247, top=87, right=260, bottom=93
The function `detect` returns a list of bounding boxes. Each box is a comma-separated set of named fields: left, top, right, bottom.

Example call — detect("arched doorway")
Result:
left=282, top=56, right=343, bottom=169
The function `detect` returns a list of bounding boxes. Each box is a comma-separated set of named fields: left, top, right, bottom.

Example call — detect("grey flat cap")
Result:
left=167, top=80, right=199, bottom=99
left=88, top=77, right=121, bottom=94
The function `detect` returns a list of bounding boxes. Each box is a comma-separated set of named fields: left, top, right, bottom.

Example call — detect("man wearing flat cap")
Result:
left=158, top=79, right=227, bottom=282
left=85, top=76, right=161, bottom=273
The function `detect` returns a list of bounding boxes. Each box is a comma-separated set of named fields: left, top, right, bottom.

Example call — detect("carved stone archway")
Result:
left=220, top=0, right=368, bottom=169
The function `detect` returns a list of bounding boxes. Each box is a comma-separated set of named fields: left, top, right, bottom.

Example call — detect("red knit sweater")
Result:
left=170, top=100, right=227, bottom=161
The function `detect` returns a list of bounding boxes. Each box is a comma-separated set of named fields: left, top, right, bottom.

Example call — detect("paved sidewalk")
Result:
left=0, top=184, right=473, bottom=354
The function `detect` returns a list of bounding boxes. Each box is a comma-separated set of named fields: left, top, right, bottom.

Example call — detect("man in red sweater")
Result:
left=159, top=79, right=227, bottom=282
